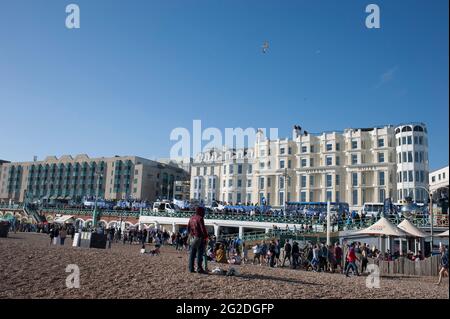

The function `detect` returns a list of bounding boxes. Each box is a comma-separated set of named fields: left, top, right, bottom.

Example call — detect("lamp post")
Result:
left=283, top=168, right=288, bottom=214
left=92, top=172, right=103, bottom=228
left=414, top=186, right=434, bottom=253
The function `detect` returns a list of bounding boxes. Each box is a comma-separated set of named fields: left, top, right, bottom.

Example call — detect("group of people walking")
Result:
left=48, top=224, right=75, bottom=245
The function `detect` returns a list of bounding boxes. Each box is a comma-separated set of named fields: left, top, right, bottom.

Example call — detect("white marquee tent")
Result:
left=436, top=229, right=449, bottom=237
left=354, top=217, right=407, bottom=253
left=397, top=219, right=427, bottom=238
left=355, top=217, right=407, bottom=237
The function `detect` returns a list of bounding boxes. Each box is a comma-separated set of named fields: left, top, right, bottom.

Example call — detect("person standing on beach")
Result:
left=175, top=232, right=182, bottom=251
left=142, top=228, right=148, bottom=246
left=49, top=226, right=55, bottom=245
left=59, top=227, right=67, bottom=246
left=187, top=206, right=208, bottom=274
left=361, top=243, right=369, bottom=274
left=282, top=240, right=292, bottom=267
left=268, top=240, right=276, bottom=268
left=319, top=243, right=328, bottom=272
left=260, top=241, right=268, bottom=266
left=274, top=239, right=281, bottom=266
left=252, top=243, right=262, bottom=265
left=342, top=241, right=349, bottom=272
left=242, top=241, right=249, bottom=264
left=312, top=244, right=320, bottom=272
left=129, top=228, right=134, bottom=245
left=334, top=242, right=343, bottom=273
left=107, top=227, right=115, bottom=249
left=54, top=226, right=60, bottom=245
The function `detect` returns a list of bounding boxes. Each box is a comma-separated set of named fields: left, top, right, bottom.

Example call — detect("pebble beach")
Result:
left=0, top=233, right=448, bottom=299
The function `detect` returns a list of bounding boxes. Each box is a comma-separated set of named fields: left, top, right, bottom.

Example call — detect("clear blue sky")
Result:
left=0, top=0, right=448, bottom=170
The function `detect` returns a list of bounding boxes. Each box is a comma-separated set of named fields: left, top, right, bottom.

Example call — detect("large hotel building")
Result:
left=190, top=123, right=430, bottom=211
left=0, top=155, right=189, bottom=203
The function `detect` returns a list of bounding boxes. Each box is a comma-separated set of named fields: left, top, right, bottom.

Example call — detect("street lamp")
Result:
left=283, top=167, right=288, bottom=214
left=415, top=185, right=434, bottom=252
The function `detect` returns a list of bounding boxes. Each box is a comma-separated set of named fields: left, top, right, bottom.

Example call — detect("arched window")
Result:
left=413, top=125, right=424, bottom=132
left=401, top=126, right=412, bottom=132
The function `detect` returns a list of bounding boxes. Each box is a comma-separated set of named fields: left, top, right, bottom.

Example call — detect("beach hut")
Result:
left=397, top=219, right=427, bottom=255
left=354, top=217, right=407, bottom=252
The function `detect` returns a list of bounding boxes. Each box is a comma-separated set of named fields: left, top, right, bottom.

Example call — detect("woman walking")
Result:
left=436, top=246, right=448, bottom=285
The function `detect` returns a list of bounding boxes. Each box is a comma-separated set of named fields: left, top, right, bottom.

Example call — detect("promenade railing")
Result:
left=0, top=203, right=24, bottom=210
left=39, top=207, right=449, bottom=230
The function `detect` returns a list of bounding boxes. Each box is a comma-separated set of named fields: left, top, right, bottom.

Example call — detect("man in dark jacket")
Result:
left=268, top=240, right=276, bottom=268
left=282, top=240, right=292, bottom=267
left=187, top=206, right=208, bottom=274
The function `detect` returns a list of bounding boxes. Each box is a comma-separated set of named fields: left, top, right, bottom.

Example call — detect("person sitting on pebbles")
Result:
left=207, top=247, right=215, bottom=262
left=228, top=250, right=242, bottom=265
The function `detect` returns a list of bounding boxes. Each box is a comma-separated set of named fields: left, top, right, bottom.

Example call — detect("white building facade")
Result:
left=429, top=166, right=449, bottom=195
left=190, top=123, right=430, bottom=211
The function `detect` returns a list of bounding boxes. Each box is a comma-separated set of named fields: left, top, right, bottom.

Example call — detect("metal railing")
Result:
left=38, top=207, right=449, bottom=229
left=0, top=203, right=24, bottom=209
left=218, top=229, right=331, bottom=242
left=40, top=207, right=141, bottom=218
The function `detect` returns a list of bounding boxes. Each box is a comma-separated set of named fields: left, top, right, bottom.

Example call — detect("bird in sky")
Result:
left=262, top=41, right=269, bottom=53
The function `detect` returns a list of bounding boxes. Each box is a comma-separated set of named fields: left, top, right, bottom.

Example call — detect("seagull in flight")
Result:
left=262, top=41, right=269, bottom=53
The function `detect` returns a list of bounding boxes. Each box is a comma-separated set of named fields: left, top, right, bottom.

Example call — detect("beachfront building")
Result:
left=429, top=166, right=449, bottom=195
left=0, top=160, right=9, bottom=172
left=191, top=123, right=430, bottom=211
left=395, top=124, right=430, bottom=203
left=173, top=180, right=191, bottom=200
left=429, top=166, right=449, bottom=213
left=0, top=155, right=189, bottom=203
left=158, top=157, right=193, bottom=175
